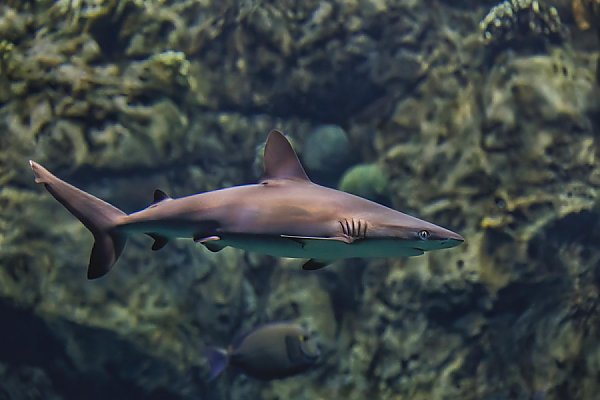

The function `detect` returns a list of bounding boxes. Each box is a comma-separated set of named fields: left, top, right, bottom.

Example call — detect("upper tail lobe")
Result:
left=205, top=346, right=229, bottom=381
left=30, top=160, right=127, bottom=279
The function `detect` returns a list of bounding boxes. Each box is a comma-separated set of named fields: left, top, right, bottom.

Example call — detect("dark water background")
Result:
left=1, top=0, right=600, bottom=399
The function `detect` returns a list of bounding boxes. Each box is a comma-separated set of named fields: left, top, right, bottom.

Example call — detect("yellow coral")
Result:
left=572, top=0, right=600, bottom=30
left=480, top=215, right=513, bottom=229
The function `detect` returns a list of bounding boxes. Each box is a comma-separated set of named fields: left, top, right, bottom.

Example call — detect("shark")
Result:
left=29, top=130, right=464, bottom=279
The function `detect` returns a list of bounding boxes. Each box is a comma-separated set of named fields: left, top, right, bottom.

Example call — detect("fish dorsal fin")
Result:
left=261, top=130, right=310, bottom=183
left=152, top=189, right=171, bottom=205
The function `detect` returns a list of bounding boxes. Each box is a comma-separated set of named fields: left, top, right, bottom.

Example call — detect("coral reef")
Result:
left=572, top=0, right=600, bottom=31
left=571, top=0, right=600, bottom=83
left=480, top=0, right=566, bottom=54
left=1, top=0, right=600, bottom=399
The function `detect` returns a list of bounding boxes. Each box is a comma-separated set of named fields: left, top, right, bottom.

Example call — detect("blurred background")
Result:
left=1, top=0, right=600, bottom=399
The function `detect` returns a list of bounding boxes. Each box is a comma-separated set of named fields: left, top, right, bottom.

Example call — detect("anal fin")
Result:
left=147, top=233, right=169, bottom=251
left=302, top=259, right=331, bottom=271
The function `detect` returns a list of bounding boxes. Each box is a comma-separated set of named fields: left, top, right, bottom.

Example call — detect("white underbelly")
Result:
left=218, top=235, right=424, bottom=259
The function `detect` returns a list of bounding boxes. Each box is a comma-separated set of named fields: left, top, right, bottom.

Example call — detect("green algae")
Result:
left=338, top=163, right=389, bottom=203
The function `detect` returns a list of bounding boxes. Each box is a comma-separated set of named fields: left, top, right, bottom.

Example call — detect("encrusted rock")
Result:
left=480, top=0, right=567, bottom=50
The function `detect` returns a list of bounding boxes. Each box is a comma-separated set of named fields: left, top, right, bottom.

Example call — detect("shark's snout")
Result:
left=436, top=227, right=464, bottom=243
left=448, top=232, right=465, bottom=242
left=421, top=229, right=464, bottom=251
left=436, top=237, right=464, bottom=250
left=446, top=238, right=464, bottom=247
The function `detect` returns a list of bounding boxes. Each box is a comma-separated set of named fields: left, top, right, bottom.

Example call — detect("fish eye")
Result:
left=418, top=230, right=430, bottom=240
left=299, top=335, right=306, bottom=342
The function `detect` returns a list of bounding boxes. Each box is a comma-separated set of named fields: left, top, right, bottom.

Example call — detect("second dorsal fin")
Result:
left=151, top=189, right=172, bottom=205
left=260, top=130, right=310, bottom=183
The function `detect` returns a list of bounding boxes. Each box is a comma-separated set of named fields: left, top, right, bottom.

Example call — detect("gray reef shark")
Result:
left=30, top=130, right=464, bottom=279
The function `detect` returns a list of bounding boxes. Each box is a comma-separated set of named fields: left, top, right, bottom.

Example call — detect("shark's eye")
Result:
left=418, top=230, right=430, bottom=240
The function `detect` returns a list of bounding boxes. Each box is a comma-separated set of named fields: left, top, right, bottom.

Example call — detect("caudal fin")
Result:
left=29, top=160, right=127, bottom=279
left=205, top=347, right=229, bottom=381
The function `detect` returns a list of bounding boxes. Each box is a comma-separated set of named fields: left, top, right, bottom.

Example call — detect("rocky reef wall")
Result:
left=1, top=0, right=600, bottom=399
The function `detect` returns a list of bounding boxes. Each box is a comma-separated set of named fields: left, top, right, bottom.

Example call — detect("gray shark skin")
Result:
left=30, top=130, right=464, bottom=279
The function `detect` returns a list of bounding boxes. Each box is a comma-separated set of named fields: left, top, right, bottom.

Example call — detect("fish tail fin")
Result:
left=29, top=160, right=128, bottom=279
left=205, top=347, right=229, bottom=381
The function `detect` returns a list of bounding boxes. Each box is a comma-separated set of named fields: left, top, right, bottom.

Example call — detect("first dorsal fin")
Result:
left=151, top=189, right=171, bottom=205
left=261, top=130, right=311, bottom=183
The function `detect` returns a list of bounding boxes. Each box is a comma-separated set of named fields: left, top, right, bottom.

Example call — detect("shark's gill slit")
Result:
left=339, top=220, right=345, bottom=235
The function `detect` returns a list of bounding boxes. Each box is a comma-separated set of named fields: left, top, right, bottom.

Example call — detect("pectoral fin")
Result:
left=284, top=335, right=304, bottom=364
left=302, top=259, right=331, bottom=271
left=281, top=234, right=354, bottom=244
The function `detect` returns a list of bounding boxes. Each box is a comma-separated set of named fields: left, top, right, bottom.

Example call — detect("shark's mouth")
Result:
left=412, top=247, right=426, bottom=255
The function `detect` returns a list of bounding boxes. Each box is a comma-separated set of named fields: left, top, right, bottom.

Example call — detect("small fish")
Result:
left=205, top=322, right=320, bottom=380
left=29, top=129, right=464, bottom=279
